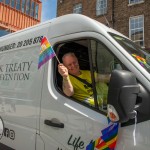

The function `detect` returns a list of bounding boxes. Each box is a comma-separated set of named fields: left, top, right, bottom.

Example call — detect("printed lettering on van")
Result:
left=0, top=61, right=32, bottom=81
left=4, top=127, right=15, bottom=140
left=67, top=134, right=84, bottom=150
left=0, top=36, right=43, bottom=52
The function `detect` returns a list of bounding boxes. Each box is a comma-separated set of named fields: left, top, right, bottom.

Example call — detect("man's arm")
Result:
left=58, top=64, right=74, bottom=96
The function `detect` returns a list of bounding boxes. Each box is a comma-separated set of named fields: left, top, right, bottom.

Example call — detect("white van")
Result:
left=0, top=14, right=149, bottom=150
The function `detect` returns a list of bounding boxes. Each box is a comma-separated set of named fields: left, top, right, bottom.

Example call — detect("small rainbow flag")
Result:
left=86, top=123, right=119, bottom=150
left=38, top=37, right=56, bottom=69
left=132, top=54, right=147, bottom=67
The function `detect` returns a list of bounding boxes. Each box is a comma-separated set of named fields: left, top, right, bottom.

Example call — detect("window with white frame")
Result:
left=73, top=3, right=82, bottom=14
left=96, top=0, right=107, bottom=16
left=129, top=15, right=144, bottom=47
left=129, top=0, right=144, bottom=4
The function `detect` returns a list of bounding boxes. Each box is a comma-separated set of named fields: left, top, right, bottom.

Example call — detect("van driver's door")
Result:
left=39, top=36, right=122, bottom=150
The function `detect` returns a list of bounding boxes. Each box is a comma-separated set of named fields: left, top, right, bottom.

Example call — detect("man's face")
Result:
left=63, top=55, right=80, bottom=76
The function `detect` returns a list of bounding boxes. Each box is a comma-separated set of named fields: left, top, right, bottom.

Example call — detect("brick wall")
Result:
left=57, top=0, right=113, bottom=26
left=114, top=0, right=150, bottom=50
left=57, top=0, right=150, bottom=50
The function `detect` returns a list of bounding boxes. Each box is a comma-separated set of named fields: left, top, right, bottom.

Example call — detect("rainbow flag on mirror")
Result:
left=38, top=37, right=56, bottom=69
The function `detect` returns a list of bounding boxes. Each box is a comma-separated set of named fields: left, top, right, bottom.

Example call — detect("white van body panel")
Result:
left=117, top=120, right=150, bottom=150
left=0, top=14, right=149, bottom=150
left=0, top=42, right=45, bottom=149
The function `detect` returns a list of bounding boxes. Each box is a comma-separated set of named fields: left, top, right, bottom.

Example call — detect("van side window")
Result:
left=55, top=39, right=124, bottom=112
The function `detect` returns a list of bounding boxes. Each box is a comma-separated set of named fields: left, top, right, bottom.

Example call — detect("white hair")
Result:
left=62, top=52, right=76, bottom=62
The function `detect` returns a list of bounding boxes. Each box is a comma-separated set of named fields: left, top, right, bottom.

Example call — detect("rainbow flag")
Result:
left=132, top=54, right=147, bottom=67
left=38, top=37, right=56, bottom=69
left=86, top=123, right=119, bottom=150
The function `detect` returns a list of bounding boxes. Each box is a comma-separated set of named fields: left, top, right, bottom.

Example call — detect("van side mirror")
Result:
left=107, top=70, right=140, bottom=123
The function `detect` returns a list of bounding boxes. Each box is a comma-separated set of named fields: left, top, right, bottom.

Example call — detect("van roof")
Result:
left=48, top=14, right=127, bottom=39
left=0, top=14, right=127, bottom=41
left=0, top=14, right=126, bottom=39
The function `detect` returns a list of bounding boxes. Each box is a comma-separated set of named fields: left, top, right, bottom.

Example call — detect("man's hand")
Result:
left=58, top=63, right=69, bottom=78
left=58, top=63, right=74, bottom=96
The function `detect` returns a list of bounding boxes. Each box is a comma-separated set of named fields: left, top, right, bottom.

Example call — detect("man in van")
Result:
left=58, top=52, right=109, bottom=106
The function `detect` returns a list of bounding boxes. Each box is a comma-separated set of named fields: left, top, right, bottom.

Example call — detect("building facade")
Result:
left=0, top=0, right=42, bottom=36
left=57, top=0, right=150, bottom=51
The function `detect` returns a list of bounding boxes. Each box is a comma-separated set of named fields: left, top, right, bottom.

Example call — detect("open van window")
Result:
left=109, top=33, right=150, bottom=73
left=55, top=38, right=124, bottom=112
left=55, top=39, right=95, bottom=109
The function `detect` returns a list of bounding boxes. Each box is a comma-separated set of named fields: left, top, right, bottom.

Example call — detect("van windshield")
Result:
left=109, top=33, right=150, bottom=74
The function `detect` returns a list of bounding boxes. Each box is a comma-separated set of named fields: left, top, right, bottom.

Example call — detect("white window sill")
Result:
left=128, top=1, right=144, bottom=7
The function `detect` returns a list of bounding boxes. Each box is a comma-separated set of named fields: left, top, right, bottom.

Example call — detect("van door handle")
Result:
left=44, top=118, right=64, bottom=128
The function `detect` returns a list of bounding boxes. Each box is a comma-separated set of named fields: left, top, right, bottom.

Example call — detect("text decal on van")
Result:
left=4, top=127, right=15, bottom=140
left=67, top=134, right=84, bottom=150
left=0, top=61, right=32, bottom=81
left=0, top=36, right=43, bottom=52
